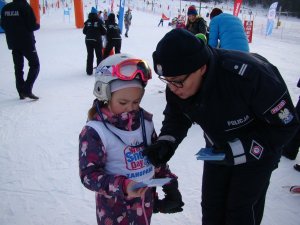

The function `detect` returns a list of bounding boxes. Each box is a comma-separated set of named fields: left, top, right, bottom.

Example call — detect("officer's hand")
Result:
left=142, top=140, right=176, bottom=166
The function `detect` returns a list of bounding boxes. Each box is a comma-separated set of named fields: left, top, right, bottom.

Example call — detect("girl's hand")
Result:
left=125, top=180, right=148, bottom=198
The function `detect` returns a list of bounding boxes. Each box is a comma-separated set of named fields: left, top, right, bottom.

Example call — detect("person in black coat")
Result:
left=1, top=0, right=40, bottom=99
left=143, top=29, right=299, bottom=225
left=282, top=78, right=300, bottom=169
left=83, top=7, right=107, bottom=75
left=103, top=13, right=121, bottom=59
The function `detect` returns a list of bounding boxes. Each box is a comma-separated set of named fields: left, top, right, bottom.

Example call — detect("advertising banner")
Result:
left=266, top=2, right=278, bottom=36
left=233, top=0, right=243, bottom=16
left=244, top=20, right=253, bottom=43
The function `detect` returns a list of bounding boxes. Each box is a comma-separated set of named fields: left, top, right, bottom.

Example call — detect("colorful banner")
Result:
left=118, top=0, right=125, bottom=33
left=233, top=0, right=243, bottom=16
left=267, top=2, right=278, bottom=20
left=266, top=2, right=278, bottom=36
left=244, top=20, right=253, bottom=43
left=266, top=19, right=275, bottom=36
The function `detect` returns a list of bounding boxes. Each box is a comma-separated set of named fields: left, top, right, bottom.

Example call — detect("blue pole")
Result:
left=118, top=0, right=125, bottom=33
left=0, top=0, right=6, bottom=33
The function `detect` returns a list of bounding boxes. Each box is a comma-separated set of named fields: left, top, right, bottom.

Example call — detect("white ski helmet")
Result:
left=93, top=53, right=152, bottom=101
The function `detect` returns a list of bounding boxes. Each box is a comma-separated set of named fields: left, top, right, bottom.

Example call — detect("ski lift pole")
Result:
left=276, top=6, right=282, bottom=28
left=199, top=0, right=201, bottom=15
left=179, top=0, right=181, bottom=16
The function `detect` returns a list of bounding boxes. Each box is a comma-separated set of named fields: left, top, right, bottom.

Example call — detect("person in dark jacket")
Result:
left=185, top=5, right=207, bottom=36
left=158, top=18, right=164, bottom=27
left=83, top=7, right=107, bottom=75
left=282, top=78, right=300, bottom=164
left=209, top=8, right=249, bottom=52
left=143, top=29, right=299, bottom=225
left=103, top=13, right=121, bottom=59
left=1, top=0, right=40, bottom=99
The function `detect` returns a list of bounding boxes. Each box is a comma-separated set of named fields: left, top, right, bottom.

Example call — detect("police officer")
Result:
left=83, top=7, right=106, bottom=75
left=282, top=78, right=300, bottom=166
left=143, top=29, right=299, bottom=225
left=1, top=0, right=40, bottom=100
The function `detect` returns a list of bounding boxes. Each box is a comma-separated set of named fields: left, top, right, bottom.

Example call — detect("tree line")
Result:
left=200, top=0, right=300, bottom=17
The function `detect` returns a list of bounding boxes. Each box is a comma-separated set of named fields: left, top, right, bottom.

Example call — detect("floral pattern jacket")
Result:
left=79, top=101, right=177, bottom=225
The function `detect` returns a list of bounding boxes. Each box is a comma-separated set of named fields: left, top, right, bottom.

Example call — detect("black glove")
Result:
left=153, top=180, right=184, bottom=214
left=143, top=140, right=176, bottom=166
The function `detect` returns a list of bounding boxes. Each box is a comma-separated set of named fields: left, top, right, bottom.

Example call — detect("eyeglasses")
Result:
left=159, top=73, right=191, bottom=88
left=112, top=59, right=152, bottom=84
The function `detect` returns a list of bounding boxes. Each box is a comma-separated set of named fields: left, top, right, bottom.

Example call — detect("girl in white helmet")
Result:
left=79, top=53, right=184, bottom=225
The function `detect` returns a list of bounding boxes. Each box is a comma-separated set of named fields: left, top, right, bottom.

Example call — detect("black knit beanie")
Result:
left=152, top=29, right=211, bottom=77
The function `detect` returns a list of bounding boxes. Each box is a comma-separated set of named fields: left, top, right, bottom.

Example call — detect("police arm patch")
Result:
left=249, top=140, right=264, bottom=160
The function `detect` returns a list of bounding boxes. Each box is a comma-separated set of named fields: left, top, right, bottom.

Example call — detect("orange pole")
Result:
left=30, top=0, right=40, bottom=24
left=74, top=0, right=84, bottom=28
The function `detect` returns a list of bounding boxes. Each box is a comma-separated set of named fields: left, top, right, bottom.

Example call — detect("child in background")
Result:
left=79, top=53, right=184, bottom=225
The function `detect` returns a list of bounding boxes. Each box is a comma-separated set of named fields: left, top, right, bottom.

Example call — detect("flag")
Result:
left=118, top=0, right=125, bottom=33
left=162, top=13, right=169, bottom=20
left=266, top=2, right=278, bottom=36
left=233, top=0, right=243, bottom=16
left=268, top=2, right=278, bottom=20
left=266, top=19, right=274, bottom=36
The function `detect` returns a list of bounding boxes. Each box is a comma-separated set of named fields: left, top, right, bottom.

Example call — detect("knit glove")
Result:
left=153, top=180, right=184, bottom=214
left=143, top=140, right=176, bottom=167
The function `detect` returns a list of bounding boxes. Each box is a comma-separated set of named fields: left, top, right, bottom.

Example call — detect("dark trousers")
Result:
left=85, top=40, right=103, bottom=75
left=201, top=160, right=276, bottom=225
left=103, top=39, right=121, bottom=59
left=125, top=25, right=129, bottom=36
left=12, top=48, right=40, bottom=95
left=282, top=98, right=300, bottom=159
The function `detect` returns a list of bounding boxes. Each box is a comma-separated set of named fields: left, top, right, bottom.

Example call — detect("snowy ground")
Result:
left=0, top=1, right=300, bottom=225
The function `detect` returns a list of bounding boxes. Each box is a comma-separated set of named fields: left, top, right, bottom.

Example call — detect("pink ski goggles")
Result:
left=111, top=59, right=152, bottom=84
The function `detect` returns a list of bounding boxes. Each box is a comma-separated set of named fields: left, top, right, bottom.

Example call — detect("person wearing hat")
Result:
left=208, top=8, right=249, bottom=52
left=143, top=29, right=299, bottom=225
left=79, top=53, right=184, bottom=225
left=185, top=5, right=207, bottom=36
left=83, top=7, right=107, bottom=75
left=1, top=0, right=40, bottom=100
left=103, top=13, right=122, bottom=59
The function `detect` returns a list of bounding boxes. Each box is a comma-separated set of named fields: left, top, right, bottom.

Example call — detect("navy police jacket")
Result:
left=1, top=0, right=40, bottom=51
left=83, top=13, right=106, bottom=43
left=160, top=47, right=299, bottom=165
